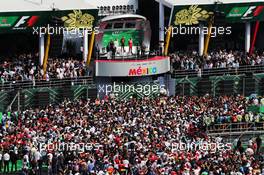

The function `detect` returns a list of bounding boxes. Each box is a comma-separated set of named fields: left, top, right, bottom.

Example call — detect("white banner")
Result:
left=95, top=56, right=170, bottom=77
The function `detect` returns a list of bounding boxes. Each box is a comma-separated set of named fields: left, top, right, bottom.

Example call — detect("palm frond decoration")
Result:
left=175, top=5, right=214, bottom=25
left=61, top=10, right=95, bottom=30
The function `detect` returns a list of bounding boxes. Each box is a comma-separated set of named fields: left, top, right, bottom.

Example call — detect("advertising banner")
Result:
left=95, top=56, right=170, bottom=77
left=0, top=16, right=19, bottom=27
left=171, top=2, right=264, bottom=25
left=0, top=9, right=98, bottom=33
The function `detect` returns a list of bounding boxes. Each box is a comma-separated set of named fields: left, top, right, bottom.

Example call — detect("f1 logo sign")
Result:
left=243, top=6, right=256, bottom=17
left=242, top=6, right=264, bottom=19
left=14, top=16, right=30, bottom=28
left=13, top=16, right=39, bottom=29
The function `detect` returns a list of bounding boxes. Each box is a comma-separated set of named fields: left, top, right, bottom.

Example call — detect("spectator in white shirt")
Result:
left=3, top=151, right=10, bottom=173
left=22, top=154, right=29, bottom=172
left=0, top=152, right=2, bottom=172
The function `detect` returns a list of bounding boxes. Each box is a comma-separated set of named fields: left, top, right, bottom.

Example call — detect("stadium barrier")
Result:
left=0, top=76, right=96, bottom=112
left=172, top=64, right=264, bottom=78
left=0, top=76, right=94, bottom=91
left=207, top=122, right=264, bottom=133
left=174, top=73, right=264, bottom=97
left=207, top=122, right=264, bottom=143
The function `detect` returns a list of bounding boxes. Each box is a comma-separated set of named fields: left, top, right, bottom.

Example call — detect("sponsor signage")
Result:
left=0, top=15, right=43, bottom=32
left=0, top=9, right=98, bottom=33
left=95, top=56, right=170, bottom=77
left=171, top=2, right=264, bottom=25
left=0, top=16, right=19, bottom=27
left=12, top=16, right=40, bottom=30
left=227, top=7, right=249, bottom=17
left=227, top=6, right=264, bottom=20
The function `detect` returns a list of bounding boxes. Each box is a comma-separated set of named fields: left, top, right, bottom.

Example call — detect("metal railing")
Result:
left=0, top=76, right=94, bottom=91
left=207, top=122, right=264, bottom=144
left=96, top=51, right=160, bottom=61
left=172, top=64, right=264, bottom=78
left=207, top=122, right=264, bottom=133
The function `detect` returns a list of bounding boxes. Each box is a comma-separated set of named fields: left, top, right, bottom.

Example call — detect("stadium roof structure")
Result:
left=0, top=0, right=96, bottom=12
left=156, top=0, right=264, bottom=8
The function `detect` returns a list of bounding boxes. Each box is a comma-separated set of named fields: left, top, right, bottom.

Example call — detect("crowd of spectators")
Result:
left=170, top=50, right=264, bottom=71
left=2, top=50, right=264, bottom=83
left=0, top=95, right=264, bottom=175
left=202, top=95, right=264, bottom=127
left=0, top=54, right=89, bottom=83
